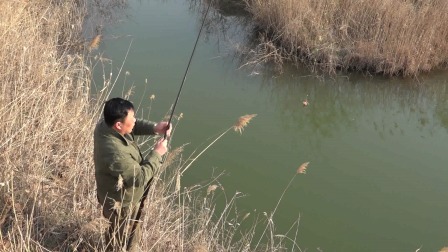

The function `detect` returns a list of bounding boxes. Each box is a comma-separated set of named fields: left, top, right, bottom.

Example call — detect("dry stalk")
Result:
left=181, top=114, right=257, bottom=175
left=254, top=162, right=310, bottom=250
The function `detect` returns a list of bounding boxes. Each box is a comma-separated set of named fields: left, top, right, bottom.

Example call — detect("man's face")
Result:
left=115, top=109, right=136, bottom=135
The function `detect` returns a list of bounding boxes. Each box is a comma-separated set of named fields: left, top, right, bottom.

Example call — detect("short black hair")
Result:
left=103, top=97, right=134, bottom=127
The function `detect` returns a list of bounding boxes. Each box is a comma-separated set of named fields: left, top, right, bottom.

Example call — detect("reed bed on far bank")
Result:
left=244, top=0, right=448, bottom=76
left=0, top=0, right=296, bottom=251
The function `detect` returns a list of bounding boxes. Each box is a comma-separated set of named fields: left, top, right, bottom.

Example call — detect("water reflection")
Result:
left=259, top=67, right=448, bottom=139
left=189, top=0, right=247, bottom=17
left=212, top=0, right=248, bottom=17
left=83, top=0, right=130, bottom=44
left=187, top=0, right=251, bottom=48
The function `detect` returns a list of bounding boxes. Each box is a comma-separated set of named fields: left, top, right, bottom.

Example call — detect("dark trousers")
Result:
left=102, top=204, right=142, bottom=252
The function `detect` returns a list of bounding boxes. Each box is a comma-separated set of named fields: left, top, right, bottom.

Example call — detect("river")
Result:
left=88, top=0, right=448, bottom=251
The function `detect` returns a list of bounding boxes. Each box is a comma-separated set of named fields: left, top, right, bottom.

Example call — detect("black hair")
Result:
left=103, top=97, right=134, bottom=127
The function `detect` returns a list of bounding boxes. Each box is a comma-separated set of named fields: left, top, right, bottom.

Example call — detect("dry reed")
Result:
left=233, top=114, right=257, bottom=134
left=89, top=34, right=102, bottom=51
left=181, top=114, right=257, bottom=175
left=244, top=0, right=448, bottom=76
left=1, top=0, right=99, bottom=250
left=297, top=162, right=310, bottom=174
left=254, top=162, right=310, bottom=251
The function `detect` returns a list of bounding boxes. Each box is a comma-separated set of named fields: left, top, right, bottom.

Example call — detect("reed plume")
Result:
left=233, top=114, right=257, bottom=134
left=207, top=185, right=219, bottom=195
left=116, top=174, right=124, bottom=191
left=89, top=34, right=102, bottom=51
left=163, top=145, right=185, bottom=168
left=112, top=200, right=122, bottom=211
left=297, top=162, right=310, bottom=174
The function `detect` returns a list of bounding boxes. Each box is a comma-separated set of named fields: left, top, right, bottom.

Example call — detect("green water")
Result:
left=90, top=0, right=448, bottom=251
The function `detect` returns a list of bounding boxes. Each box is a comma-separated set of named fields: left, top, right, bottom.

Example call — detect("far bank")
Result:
left=244, top=0, right=448, bottom=76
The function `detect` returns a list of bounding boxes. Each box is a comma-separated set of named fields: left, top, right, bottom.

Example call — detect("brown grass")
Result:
left=244, top=0, right=448, bottom=76
left=0, top=0, right=297, bottom=251
left=0, top=0, right=99, bottom=250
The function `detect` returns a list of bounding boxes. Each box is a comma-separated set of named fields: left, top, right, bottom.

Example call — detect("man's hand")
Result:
left=154, top=137, right=168, bottom=156
left=154, top=121, right=172, bottom=137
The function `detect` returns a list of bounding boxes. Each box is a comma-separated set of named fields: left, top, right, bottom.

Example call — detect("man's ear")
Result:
left=113, top=121, right=122, bottom=131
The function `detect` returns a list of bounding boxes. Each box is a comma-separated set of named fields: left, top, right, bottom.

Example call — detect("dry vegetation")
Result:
left=244, top=0, right=448, bottom=76
left=0, top=0, right=297, bottom=251
left=0, top=0, right=99, bottom=250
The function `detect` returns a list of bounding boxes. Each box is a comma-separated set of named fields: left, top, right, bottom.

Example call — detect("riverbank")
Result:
left=0, top=1, right=288, bottom=251
left=244, top=0, right=448, bottom=76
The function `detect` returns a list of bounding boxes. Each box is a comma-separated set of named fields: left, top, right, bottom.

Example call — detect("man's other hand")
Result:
left=154, top=138, right=168, bottom=156
left=154, top=121, right=172, bottom=137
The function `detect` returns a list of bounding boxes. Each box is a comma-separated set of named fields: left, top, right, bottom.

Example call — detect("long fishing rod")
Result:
left=127, top=2, right=212, bottom=250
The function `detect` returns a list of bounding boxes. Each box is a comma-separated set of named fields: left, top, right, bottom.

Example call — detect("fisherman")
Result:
left=94, top=97, right=170, bottom=251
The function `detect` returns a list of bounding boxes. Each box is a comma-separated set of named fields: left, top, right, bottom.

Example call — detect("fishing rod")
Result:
left=127, top=2, right=213, bottom=250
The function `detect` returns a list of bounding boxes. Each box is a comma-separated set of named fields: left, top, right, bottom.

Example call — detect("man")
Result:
left=94, top=97, right=170, bottom=251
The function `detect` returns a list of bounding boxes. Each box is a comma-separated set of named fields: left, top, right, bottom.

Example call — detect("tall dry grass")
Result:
left=0, top=0, right=100, bottom=250
left=0, top=0, right=299, bottom=251
left=244, top=0, right=448, bottom=76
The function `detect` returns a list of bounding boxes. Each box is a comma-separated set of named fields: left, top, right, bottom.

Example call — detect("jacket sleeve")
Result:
left=133, top=119, right=156, bottom=135
left=108, top=151, right=161, bottom=188
left=141, top=150, right=163, bottom=177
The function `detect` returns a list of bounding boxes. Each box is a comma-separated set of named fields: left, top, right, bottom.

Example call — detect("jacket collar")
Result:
left=100, top=120, right=131, bottom=146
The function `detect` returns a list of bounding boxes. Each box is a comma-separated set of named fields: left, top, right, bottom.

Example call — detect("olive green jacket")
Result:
left=94, top=119, right=162, bottom=209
